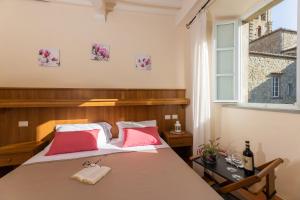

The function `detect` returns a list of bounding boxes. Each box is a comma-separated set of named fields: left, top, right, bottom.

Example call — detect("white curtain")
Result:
left=189, top=11, right=211, bottom=154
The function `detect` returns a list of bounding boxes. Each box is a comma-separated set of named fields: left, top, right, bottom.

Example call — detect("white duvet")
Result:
left=24, top=137, right=169, bottom=165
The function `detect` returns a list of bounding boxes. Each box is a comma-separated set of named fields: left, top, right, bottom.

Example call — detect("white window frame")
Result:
left=272, top=76, right=280, bottom=98
left=213, top=20, right=240, bottom=103
left=297, top=0, right=300, bottom=106
left=235, top=0, right=300, bottom=110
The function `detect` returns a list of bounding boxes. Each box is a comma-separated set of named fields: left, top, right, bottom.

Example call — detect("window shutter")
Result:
left=214, top=21, right=239, bottom=102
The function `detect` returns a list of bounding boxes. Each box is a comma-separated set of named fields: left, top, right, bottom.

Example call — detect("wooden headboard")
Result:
left=0, top=88, right=188, bottom=147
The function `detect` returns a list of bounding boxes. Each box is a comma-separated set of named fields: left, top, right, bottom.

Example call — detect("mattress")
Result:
left=0, top=139, right=222, bottom=200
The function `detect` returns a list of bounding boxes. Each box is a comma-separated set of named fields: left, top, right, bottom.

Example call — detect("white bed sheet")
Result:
left=24, top=137, right=170, bottom=165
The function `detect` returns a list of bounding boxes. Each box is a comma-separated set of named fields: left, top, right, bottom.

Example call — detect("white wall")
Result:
left=183, top=0, right=262, bottom=138
left=0, top=0, right=185, bottom=89
left=214, top=1, right=300, bottom=199
left=218, top=107, right=300, bottom=200
left=182, top=0, right=299, bottom=199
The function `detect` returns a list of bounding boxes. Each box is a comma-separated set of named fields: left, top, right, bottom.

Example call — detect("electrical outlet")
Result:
left=18, top=121, right=28, bottom=127
left=172, top=114, right=178, bottom=120
left=164, top=115, right=171, bottom=120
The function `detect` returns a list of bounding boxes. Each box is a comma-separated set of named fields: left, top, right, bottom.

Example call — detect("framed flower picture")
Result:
left=136, top=55, right=151, bottom=71
left=91, top=43, right=110, bottom=61
left=38, top=48, right=60, bottom=67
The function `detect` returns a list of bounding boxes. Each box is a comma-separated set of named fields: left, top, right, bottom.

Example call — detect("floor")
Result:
left=236, top=190, right=282, bottom=200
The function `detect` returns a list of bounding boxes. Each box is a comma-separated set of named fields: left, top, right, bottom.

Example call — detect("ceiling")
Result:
left=33, top=0, right=264, bottom=25
left=34, top=0, right=190, bottom=23
left=115, top=0, right=183, bottom=9
left=108, top=0, right=185, bottom=16
left=209, top=0, right=262, bottom=19
left=42, top=0, right=184, bottom=11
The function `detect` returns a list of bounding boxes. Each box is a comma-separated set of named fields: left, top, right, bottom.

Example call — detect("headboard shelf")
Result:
left=0, top=88, right=187, bottom=147
left=0, top=98, right=189, bottom=108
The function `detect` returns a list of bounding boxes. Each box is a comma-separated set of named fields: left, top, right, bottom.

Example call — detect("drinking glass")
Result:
left=226, top=149, right=238, bottom=173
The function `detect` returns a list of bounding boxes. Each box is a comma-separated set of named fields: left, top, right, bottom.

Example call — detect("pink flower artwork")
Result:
left=91, top=43, right=110, bottom=61
left=38, top=48, right=60, bottom=67
left=136, top=55, right=151, bottom=71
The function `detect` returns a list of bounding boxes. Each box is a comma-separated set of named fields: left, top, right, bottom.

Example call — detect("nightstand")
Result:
left=162, top=131, right=193, bottom=165
left=0, top=140, right=48, bottom=168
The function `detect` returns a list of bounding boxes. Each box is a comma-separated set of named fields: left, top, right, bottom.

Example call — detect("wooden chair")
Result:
left=217, top=158, right=283, bottom=200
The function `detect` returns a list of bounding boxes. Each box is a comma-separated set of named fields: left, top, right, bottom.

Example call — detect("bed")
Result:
left=0, top=137, right=222, bottom=200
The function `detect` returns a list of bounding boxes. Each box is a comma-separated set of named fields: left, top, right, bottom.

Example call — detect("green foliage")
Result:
left=198, top=137, right=221, bottom=158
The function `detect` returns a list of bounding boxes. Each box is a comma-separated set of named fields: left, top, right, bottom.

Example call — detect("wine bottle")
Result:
left=243, top=141, right=255, bottom=176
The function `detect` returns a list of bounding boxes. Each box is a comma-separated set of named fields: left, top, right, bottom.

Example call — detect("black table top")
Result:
left=193, top=156, right=260, bottom=183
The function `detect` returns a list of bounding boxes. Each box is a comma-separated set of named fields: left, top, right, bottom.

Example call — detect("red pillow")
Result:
left=46, top=129, right=100, bottom=156
left=122, top=127, right=162, bottom=147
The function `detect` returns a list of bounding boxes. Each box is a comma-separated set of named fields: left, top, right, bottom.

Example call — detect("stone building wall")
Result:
left=249, top=30, right=282, bottom=54
left=282, top=31, right=297, bottom=51
left=248, top=52, right=296, bottom=104
left=250, top=29, right=297, bottom=55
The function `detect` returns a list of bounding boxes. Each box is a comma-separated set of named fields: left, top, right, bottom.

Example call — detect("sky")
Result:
left=271, top=0, right=298, bottom=31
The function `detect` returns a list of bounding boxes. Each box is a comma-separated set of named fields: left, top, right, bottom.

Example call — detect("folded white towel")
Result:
left=71, top=165, right=111, bottom=185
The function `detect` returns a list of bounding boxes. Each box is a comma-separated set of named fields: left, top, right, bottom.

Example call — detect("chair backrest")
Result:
left=248, top=158, right=283, bottom=194
left=218, top=158, right=283, bottom=196
left=257, top=158, right=283, bottom=179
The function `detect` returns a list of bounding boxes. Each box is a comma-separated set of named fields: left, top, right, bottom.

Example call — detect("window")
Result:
left=257, top=26, right=262, bottom=37
left=214, top=22, right=239, bottom=102
left=245, top=0, right=298, bottom=105
left=261, top=13, right=266, bottom=21
left=214, top=0, right=298, bottom=105
left=272, top=76, right=280, bottom=98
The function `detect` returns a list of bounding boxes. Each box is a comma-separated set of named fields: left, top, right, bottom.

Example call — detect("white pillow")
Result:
left=116, top=120, right=157, bottom=142
left=55, top=123, right=112, bottom=146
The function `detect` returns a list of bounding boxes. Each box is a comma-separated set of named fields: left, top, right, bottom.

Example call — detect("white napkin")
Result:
left=71, top=165, right=111, bottom=185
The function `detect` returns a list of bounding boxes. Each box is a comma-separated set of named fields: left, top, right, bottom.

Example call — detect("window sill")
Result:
left=213, top=100, right=239, bottom=103
left=222, top=103, right=300, bottom=114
